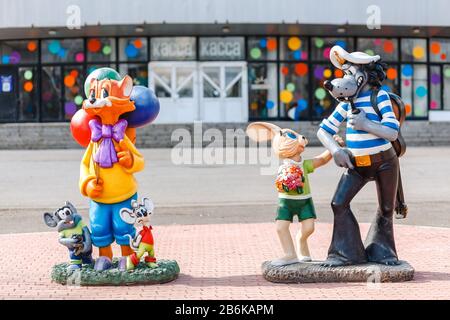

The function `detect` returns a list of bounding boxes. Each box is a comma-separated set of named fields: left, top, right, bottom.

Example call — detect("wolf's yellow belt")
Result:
left=352, top=147, right=396, bottom=167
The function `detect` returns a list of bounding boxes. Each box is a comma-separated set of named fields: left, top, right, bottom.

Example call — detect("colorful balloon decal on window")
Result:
left=24, top=70, right=33, bottom=80
left=412, top=46, right=425, bottom=59
left=415, top=85, right=427, bottom=98
left=286, top=83, right=296, bottom=92
left=323, top=69, right=332, bottom=78
left=314, top=88, right=326, bottom=100
left=250, top=47, right=262, bottom=59
left=48, top=40, right=61, bottom=55
left=23, top=81, right=33, bottom=92
left=280, top=90, right=294, bottom=104
left=430, top=100, right=439, bottom=110
left=386, top=68, right=397, bottom=80
left=88, top=39, right=102, bottom=53
left=323, top=47, right=331, bottom=59
left=64, top=74, right=76, bottom=88
left=125, top=43, right=139, bottom=58
left=314, top=38, right=324, bottom=48
left=266, top=100, right=275, bottom=109
left=281, top=66, right=289, bottom=75
left=75, top=52, right=84, bottom=62
left=103, top=45, right=112, bottom=55
left=383, top=40, right=395, bottom=54
left=27, top=41, right=37, bottom=52
left=402, top=65, right=413, bottom=77
left=10, top=51, right=21, bottom=64
left=405, top=104, right=412, bottom=115
left=74, top=95, right=84, bottom=106
left=297, top=99, right=308, bottom=112
left=259, top=39, right=267, bottom=48
left=334, top=69, right=344, bottom=78
left=294, top=63, right=308, bottom=76
left=266, top=39, right=277, bottom=51
left=314, top=66, right=325, bottom=79
left=335, top=40, right=346, bottom=50
left=444, top=67, right=450, bottom=79
left=288, top=37, right=301, bottom=51
left=430, top=73, right=441, bottom=85
left=64, top=101, right=77, bottom=117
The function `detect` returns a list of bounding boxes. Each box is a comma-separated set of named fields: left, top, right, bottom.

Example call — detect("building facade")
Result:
left=1, top=0, right=450, bottom=124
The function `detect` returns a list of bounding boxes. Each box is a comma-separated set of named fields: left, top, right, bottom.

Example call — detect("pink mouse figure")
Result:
left=247, top=122, right=344, bottom=266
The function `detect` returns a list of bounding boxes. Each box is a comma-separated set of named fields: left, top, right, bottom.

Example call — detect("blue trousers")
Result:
left=89, top=193, right=137, bottom=247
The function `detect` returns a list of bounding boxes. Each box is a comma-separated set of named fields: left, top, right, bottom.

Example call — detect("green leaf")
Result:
left=283, top=185, right=290, bottom=193
left=297, top=187, right=304, bottom=194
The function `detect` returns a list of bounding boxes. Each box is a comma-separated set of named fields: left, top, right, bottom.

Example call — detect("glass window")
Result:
left=247, top=37, right=277, bottom=61
left=400, top=64, right=428, bottom=118
left=41, top=66, right=62, bottom=121
left=0, top=40, right=38, bottom=65
left=199, top=37, right=244, bottom=61
left=429, top=39, right=450, bottom=63
left=42, top=39, right=84, bottom=64
left=279, top=63, right=309, bottom=120
left=119, top=37, right=148, bottom=62
left=202, top=66, right=221, bottom=98
left=150, top=37, right=196, bottom=61
left=63, top=66, right=84, bottom=120
left=248, top=63, right=278, bottom=119
left=311, top=37, right=353, bottom=61
left=151, top=65, right=172, bottom=98
left=18, top=67, right=38, bottom=121
left=311, top=63, right=339, bottom=119
left=175, top=67, right=194, bottom=98
left=401, top=38, right=427, bottom=62
left=280, top=37, right=308, bottom=61
left=225, top=66, right=242, bottom=98
left=87, top=38, right=116, bottom=62
left=429, top=65, right=441, bottom=110
left=119, top=64, right=148, bottom=87
left=444, top=65, right=450, bottom=110
left=357, top=38, right=398, bottom=61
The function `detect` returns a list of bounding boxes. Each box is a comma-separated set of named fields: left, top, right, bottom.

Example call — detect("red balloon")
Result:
left=70, top=109, right=96, bottom=147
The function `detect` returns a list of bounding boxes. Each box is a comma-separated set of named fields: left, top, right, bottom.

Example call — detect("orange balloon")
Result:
left=441, top=53, right=447, bottom=60
left=27, top=41, right=37, bottom=52
left=281, top=66, right=289, bottom=75
left=405, top=104, right=412, bottom=115
left=294, top=63, right=308, bottom=76
left=87, top=39, right=102, bottom=53
left=386, top=68, right=397, bottom=80
left=267, top=38, right=277, bottom=51
left=430, top=42, right=441, bottom=55
left=334, top=69, right=344, bottom=78
left=383, top=40, right=394, bottom=54
left=134, top=39, right=143, bottom=49
left=23, top=81, right=33, bottom=92
left=64, top=75, right=76, bottom=88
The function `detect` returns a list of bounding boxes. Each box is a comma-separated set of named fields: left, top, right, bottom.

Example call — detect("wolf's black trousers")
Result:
left=327, top=151, right=399, bottom=264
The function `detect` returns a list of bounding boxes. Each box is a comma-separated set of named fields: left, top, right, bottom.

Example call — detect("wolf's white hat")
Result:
left=330, top=45, right=380, bottom=70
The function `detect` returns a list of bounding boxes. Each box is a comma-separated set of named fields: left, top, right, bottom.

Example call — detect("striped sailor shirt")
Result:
left=320, top=90, right=400, bottom=156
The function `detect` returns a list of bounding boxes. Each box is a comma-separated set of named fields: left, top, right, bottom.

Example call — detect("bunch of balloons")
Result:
left=70, top=68, right=160, bottom=147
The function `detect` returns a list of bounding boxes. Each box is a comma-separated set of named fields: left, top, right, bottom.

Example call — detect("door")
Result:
left=0, top=66, right=18, bottom=122
left=149, top=62, right=198, bottom=123
left=199, top=62, right=248, bottom=123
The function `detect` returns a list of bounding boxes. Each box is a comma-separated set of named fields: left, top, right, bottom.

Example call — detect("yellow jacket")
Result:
left=79, top=136, right=144, bottom=204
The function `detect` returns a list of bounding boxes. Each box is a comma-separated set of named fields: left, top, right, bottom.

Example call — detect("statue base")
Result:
left=52, top=259, right=180, bottom=286
left=262, top=260, right=414, bottom=283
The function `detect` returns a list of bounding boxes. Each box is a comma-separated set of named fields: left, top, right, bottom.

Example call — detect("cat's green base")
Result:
left=51, top=259, right=180, bottom=286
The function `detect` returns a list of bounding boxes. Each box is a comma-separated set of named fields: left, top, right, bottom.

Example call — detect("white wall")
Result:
left=0, top=0, right=448, bottom=29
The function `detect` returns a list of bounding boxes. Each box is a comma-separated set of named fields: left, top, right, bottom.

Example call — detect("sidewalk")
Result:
left=1, top=222, right=449, bottom=300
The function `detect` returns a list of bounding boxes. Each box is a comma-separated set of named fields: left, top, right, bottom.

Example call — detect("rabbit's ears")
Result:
left=246, top=122, right=282, bottom=142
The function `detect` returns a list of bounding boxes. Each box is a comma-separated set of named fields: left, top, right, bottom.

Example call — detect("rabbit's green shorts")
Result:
left=276, top=197, right=317, bottom=222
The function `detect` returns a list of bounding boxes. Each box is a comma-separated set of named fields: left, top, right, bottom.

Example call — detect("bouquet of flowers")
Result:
left=275, top=164, right=305, bottom=194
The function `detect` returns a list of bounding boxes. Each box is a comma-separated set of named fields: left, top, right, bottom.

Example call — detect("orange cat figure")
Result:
left=79, top=68, right=144, bottom=271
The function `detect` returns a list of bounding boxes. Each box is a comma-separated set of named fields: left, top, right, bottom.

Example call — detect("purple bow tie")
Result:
left=89, top=119, right=128, bottom=168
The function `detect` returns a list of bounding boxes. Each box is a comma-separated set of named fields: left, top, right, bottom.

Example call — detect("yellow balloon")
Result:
left=288, top=37, right=302, bottom=51
left=280, top=90, right=294, bottom=104
left=323, top=69, right=332, bottom=78
left=412, top=46, right=425, bottom=59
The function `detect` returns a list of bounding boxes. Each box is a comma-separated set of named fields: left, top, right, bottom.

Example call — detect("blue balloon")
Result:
left=259, top=39, right=267, bottom=48
left=122, top=86, right=160, bottom=128
left=402, top=64, right=413, bottom=77
left=293, top=50, right=302, bottom=60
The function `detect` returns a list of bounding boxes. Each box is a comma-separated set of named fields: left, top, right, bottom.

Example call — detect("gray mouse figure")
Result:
left=43, top=201, right=93, bottom=270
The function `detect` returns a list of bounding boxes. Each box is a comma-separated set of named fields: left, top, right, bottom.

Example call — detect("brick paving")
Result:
left=0, top=222, right=449, bottom=300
